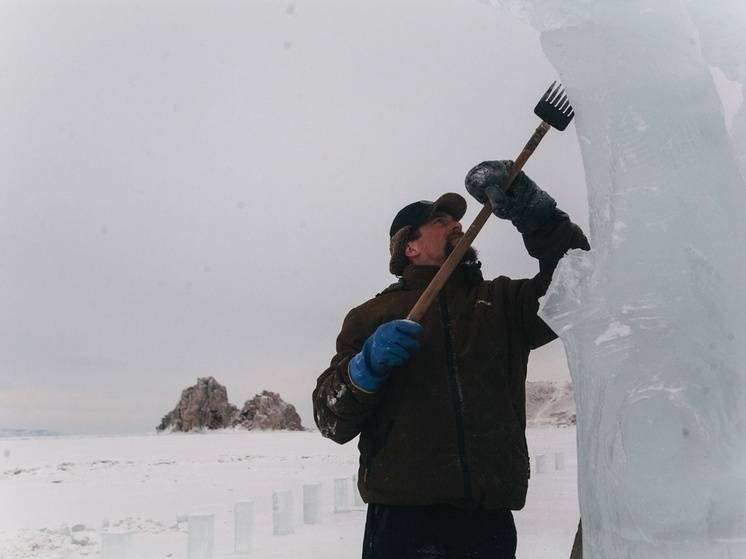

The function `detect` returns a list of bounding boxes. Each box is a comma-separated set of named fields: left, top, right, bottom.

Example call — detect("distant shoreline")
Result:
left=0, top=428, right=64, bottom=438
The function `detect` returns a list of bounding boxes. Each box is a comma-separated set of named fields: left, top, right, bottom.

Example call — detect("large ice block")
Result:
left=488, top=1, right=746, bottom=557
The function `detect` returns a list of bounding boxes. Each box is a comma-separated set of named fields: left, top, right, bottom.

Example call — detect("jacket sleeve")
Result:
left=503, top=208, right=590, bottom=350
left=312, top=308, right=384, bottom=444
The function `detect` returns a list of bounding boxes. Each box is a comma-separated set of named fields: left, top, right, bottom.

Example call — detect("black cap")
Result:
left=389, top=193, right=467, bottom=238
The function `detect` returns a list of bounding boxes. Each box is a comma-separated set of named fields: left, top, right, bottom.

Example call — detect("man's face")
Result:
left=405, top=211, right=464, bottom=266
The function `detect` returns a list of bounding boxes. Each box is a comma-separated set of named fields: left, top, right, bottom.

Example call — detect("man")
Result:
left=313, top=160, right=590, bottom=558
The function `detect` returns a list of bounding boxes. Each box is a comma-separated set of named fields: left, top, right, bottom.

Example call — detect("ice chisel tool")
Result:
left=406, top=81, right=576, bottom=323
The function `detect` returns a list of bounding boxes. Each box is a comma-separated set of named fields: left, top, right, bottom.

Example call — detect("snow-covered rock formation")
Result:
left=234, top=390, right=304, bottom=431
left=157, top=378, right=304, bottom=432
left=525, top=381, right=576, bottom=427
left=157, top=377, right=239, bottom=432
left=489, top=1, right=746, bottom=557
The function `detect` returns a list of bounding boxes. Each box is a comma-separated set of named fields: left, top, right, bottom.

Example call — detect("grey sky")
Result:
left=7, top=0, right=734, bottom=435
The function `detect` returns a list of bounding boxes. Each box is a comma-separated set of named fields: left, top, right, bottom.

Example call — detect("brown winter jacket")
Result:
left=313, top=209, right=589, bottom=510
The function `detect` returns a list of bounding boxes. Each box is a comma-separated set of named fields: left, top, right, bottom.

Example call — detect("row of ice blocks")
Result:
left=534, top=451, right=566, bottom=473
left=102, top=453, right=566, bottom=558
left=99, top=476, right=364, bottom=559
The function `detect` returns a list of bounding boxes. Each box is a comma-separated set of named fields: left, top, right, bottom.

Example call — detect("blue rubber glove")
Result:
left=465, top=160, right=557, bottom=234
left=348, top=319, right=423, bottom=393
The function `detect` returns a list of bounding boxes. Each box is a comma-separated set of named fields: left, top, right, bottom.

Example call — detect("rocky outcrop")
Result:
left=525, top=381, right=576, bottom=427
left=234, top=390, right=303, bottom=431
left=157, top=377, right=238, bottom=432
left=157, top=378, right=304, bottom=432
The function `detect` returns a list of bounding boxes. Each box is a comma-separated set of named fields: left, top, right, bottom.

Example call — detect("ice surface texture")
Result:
left=488, top=1, right=746, bottom=557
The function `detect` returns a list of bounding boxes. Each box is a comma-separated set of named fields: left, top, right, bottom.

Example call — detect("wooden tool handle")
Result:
left=406, top=121, right=552, bottom=323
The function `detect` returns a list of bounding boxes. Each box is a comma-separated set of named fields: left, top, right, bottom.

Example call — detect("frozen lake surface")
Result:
left=0, top=428, right=578, bottom=558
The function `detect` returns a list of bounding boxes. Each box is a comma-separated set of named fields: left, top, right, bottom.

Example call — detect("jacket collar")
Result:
left=401, top=261, right=483, bottom=290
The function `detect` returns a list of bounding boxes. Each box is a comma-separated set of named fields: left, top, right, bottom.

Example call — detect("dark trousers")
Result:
left=362, top=503, right=517, bottom=559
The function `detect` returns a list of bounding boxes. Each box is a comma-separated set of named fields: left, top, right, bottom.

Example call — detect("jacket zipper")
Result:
left=438, top=291, right=472, bottom=503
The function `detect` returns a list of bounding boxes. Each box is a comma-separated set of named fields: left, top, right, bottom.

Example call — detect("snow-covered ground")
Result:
left=0, top=428, right=578, bottom=558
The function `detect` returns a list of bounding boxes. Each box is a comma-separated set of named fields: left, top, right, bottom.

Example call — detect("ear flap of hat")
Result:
left=389, top=225, right=413, bottom=276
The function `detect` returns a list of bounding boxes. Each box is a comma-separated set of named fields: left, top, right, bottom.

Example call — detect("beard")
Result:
left=445, top=236, right=479, bottom=265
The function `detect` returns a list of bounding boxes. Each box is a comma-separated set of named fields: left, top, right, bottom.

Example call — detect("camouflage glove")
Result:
left=465, top=160, right=557, bottom=234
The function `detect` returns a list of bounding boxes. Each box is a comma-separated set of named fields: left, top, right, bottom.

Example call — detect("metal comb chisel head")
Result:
left=534, top=81, right=575, bottom=131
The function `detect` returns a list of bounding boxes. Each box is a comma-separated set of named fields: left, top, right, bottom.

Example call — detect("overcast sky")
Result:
left=0, top=1, right=737, bottom=435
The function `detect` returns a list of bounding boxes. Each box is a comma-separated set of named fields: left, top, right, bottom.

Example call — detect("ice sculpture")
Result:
left=488, top=1, right=746, bottom=557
